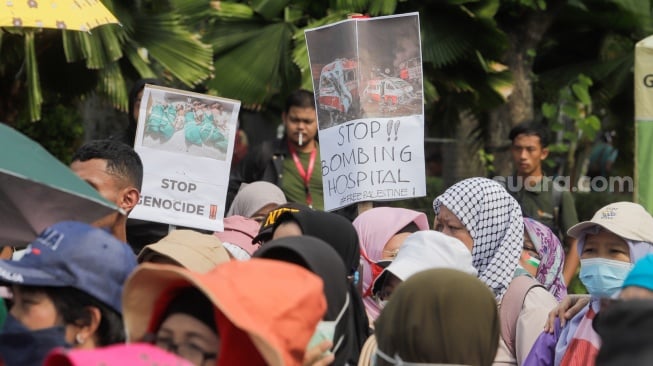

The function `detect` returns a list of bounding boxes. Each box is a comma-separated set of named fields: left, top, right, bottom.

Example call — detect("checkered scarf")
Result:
left=433, top=177, right=523, bottom=300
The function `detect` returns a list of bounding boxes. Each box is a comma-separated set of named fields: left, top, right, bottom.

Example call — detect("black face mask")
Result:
left=0, top=314, right=70, bottom=366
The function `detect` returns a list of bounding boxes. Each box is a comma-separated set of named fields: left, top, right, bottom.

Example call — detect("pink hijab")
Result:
left=353, top=207, right=429, bottom=321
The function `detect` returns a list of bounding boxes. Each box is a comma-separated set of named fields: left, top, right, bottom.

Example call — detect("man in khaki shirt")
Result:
left=504, top=122, right=579, bottom=285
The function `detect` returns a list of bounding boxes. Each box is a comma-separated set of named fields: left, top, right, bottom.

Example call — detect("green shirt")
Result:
left=282, top=149, right=324, bottom=210
left=505, top=176, right=578, bottom=239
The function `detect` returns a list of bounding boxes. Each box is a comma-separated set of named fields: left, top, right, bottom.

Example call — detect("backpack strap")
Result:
left=500, top=276, right=545, bottom=357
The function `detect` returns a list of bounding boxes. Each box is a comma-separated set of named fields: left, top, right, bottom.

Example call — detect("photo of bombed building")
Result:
left=358, top=15, right=423, bottom=119
left=306, top=20, right=360, bottom=130
left=306, top=15, right=423, bottom=130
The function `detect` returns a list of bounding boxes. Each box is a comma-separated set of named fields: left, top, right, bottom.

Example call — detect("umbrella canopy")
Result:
left=0, top=0, right=119, bottom=32
left=0, top=123, right=120, bottom=245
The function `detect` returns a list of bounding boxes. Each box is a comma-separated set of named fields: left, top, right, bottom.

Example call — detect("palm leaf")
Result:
left=368, top=0, right=398, bottom=15
left=123, top=44, right=156, bottom=79
left=25, top=32, right=42, bottom=122
left=169, top=0, right=216, bottom=21
left=98, top=62, right=128, bottom=111
left=208, top=22, right=295, bottom=104
left=330, top=0, right=369, bottom=13
left=207, top=20, right=269, bottom=53
left=293, top=10, right=351, bottom=90
left=210, top=1, right=256, bottom=20
left=252, top=0, right=292, bottom=20
left=132, top=13, right=214, bottom=86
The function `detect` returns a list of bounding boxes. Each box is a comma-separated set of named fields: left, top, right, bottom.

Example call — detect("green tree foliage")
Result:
left=0, top=0, right=214, bottom=123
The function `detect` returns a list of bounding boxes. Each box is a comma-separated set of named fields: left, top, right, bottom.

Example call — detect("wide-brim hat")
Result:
left=123, top=260, right=326, bottom=366
left=44, top=343, right=193, bottom=366
left=138, top=230, right=230, bottom=273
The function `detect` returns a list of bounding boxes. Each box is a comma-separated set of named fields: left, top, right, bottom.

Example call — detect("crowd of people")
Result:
left=0, top=86, right=652, bottom=366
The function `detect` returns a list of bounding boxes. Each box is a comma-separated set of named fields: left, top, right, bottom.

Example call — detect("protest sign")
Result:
left=130, top=85, right=241, bottom=231
left=305, top=12, right=426, bottom=211
left=635, top=35, right=653, bottom=211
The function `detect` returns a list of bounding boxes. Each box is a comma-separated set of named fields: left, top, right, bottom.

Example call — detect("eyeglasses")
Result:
left=152, top=336, right=217, bottom=365
left=382, top=248, right=400, bottom=259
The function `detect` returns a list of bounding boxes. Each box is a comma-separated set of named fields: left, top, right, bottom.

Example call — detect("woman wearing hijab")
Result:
left=432, top=177, right=558, bottom=365
left=371, top=230, right=478, bottom=304
left=270, top=209, right=370, bottom=361
left=254, top=236, right=359, bottom=365
left=374, top=268, right=500, bottom=366
left=522, top=218, right=567, bottom=301
left=351, top=207, right=429, bottom=323
left=122, top=259, right=326, bottom=366
left=524, top=202, right=653, bottom=366
left=138, top=230, right=231, bottom=272
left=226, top=181, right=287, bottom=222
left=0, top=222, right=137, bottom=366
left=357, top=231, right=478, bottom=366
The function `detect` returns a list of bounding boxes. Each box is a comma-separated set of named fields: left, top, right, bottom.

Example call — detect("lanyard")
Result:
left=288, top=142, right=316, bottom=207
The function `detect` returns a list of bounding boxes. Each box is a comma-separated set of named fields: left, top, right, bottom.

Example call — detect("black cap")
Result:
left=252, top=203, right=312, bottom=244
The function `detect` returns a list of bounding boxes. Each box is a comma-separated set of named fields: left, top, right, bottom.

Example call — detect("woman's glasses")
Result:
left=148, top=335, right=217, bottom=365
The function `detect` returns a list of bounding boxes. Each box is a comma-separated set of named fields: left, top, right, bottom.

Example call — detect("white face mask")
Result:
left=306, top=293, right=350, bottom=355
left=375, top=297, right=389, bottom=310
left=373, top=349, right=471, bottom=366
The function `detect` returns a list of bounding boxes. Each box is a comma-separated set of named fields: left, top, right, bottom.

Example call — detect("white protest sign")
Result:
left=305, top=13, right=426, bottom=211
left=131, top=85, right=241, bottom=231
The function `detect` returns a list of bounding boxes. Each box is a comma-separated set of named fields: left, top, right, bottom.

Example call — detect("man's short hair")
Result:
left=509, top=121, right=549, bottom=148
left=284, top=89, right=316, bottom=114
left=72, top=140, right=143, bottom=190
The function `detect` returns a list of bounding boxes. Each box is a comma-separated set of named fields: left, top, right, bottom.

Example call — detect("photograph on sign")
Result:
left=132, top=85, right=241, bottom=231
left=139, top=90, right=234, bottom=160
left=305, top=20, right=359, bottom=130
left=305, top=13, right=426, bottom=211
left=358, top=15, right=423, bottom=118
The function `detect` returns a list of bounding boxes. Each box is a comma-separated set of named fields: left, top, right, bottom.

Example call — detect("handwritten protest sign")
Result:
left=130, top=85, right=241, bottom=231
left=305, top=13, right=426, bottom=211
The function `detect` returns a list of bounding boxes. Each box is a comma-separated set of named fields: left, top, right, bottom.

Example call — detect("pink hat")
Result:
left=44, top=343, right=193, bottom=366
left=214, top=215, right=260, bottom=255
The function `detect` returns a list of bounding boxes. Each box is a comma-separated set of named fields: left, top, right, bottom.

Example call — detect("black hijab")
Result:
left=271, top=211, right=371, bottom=363
left=255, top=236, right=362, bottom=365
left=274, top=210, right=360, bottom=275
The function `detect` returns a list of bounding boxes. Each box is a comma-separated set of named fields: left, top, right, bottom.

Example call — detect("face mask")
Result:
left=514, top=264, right=530, bottom=278
left=0, top=314, right=69, bottom=366
left=307, top=293, right=349, bottom=355
left=375, top=297, right=388, bottom=310
left=579, top=258, right=633, bottom=298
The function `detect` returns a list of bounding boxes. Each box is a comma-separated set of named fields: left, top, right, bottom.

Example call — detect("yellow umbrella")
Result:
left=0, top=0, right=119, bottom=32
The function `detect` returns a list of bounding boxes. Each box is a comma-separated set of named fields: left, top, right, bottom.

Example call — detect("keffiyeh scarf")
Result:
left=433, top=177, right=523, bottom=301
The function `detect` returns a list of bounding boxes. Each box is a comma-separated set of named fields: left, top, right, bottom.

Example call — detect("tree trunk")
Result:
left=443, top=110, right=485, bottom=187
left=488, top=1, right=566, bottom=175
